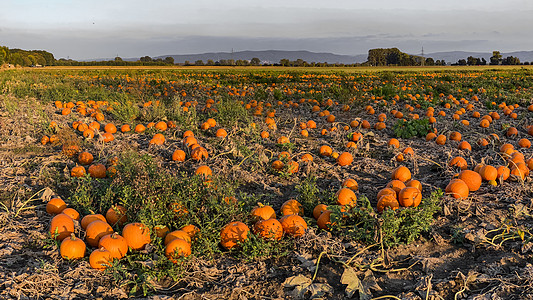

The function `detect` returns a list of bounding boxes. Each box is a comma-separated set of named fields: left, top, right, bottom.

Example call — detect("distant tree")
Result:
left=367, top=48, right=425, bottom=66
left=279, top=59, right=290, bottom=66
left=250, top=57, right=261, bottom=66
left=115, top=56, right=123, bottom=62
left=467, top=56, right=478, bottom=65
left=206, top=59, right=214, bottom=66
left=457, top=59, right=467, bottom=66
left=0, top=46, right=8, bottom=65
left=184, top=60, right=191, bottom=66
left=34, top=53, right=47, bottom=66
left=294, top=59, right=305, bottom=67
left=425, top=57, right=435, bottom=66
left=524, top=61, right=530, bottom=65
left=34, top=50, right=55, bottom=65
left=140, top=56, right=152, bottom=62
left=195, top=60, right=204, bottom=66
left=235, top=59, right=248, bottom=66
left=164, top=57, right=174, bottom=64
left=490, top=51, right=502, bottom=65
left=10, top=53, right=23, bottom=66
left=27, top=54, right=37, bottom=65
left=502, top=56, right=520, bottom=65
left=22, top=55, right=32, bottom=66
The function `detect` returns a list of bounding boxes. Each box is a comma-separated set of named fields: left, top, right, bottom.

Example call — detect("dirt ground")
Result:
left=1, top=92, right=533, bottom=300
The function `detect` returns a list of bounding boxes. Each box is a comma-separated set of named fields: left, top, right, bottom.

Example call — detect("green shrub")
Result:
left=393, top=118, right=431, bottom=139
left=330, top=190, right=442, bottom=247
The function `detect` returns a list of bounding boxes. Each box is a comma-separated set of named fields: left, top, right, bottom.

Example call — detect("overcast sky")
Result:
left=1, top=0, right=532, bottom=60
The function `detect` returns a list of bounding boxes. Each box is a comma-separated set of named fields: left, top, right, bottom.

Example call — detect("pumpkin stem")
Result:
left=70, top=233, right=77, bottom=240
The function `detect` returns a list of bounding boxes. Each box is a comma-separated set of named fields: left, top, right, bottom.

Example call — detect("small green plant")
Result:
left=329, top=190, right=442, bottom=247
left=393, top=118, right=431, bottom=139
left=451, top=226, right=466, bottom=244
left=276, top=142, right=296, bottom=151
left=296, top=176, right=321, bottom=217
left=110, top=93, right=140, bottom=123
left=216, top=95, right=251, bottom=127
left=380, top=189, right=442, bottom=247
left=238, top=233, right=291, bottom=262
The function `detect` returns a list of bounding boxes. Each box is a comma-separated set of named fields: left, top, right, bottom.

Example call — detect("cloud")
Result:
left=1, top=3, right=532, bottom=59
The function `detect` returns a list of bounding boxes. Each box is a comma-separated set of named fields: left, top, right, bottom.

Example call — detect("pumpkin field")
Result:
left=1, top=66, right=533, bottom=299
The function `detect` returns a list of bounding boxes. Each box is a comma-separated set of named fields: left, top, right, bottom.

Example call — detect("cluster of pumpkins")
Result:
left=445, top=142, right=532, bottom=200
left=46, top=197, right=197, bottom=270
left=375, top=166, right=423, bottom=213
left=219, top=177, right=365, bottom=248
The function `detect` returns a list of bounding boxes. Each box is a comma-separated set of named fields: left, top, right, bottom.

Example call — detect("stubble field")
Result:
left=1, top=66, right=533, bottom=299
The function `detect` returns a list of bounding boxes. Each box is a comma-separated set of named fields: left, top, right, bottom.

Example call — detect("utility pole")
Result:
left=420, top=47, right=425, bottom=67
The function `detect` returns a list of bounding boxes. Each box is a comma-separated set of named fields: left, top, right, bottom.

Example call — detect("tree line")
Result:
left=365, top=48, right=445, bottom=66
left=0, top=46, right=55, bottom=67
left=452, top=51, right=528, bottom=66
left=55, top=56, right=176, bottom=66
left=2, top=45, right=529, bottom=68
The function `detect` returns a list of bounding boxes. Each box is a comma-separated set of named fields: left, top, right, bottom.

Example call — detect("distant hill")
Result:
left=86, top=49, right=533, bottom=65
left=153, top=50, right=367, bottom=64
left=424, top=51, right=533, bottom=64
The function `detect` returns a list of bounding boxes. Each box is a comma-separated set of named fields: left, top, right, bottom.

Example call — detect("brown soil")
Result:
left=1, top=94, right=533, bottom=300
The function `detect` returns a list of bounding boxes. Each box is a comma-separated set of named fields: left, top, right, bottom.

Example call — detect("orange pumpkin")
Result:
left=445, top=179, right=469, bottom=199
left=449, top=156, right=468, bottom=170
left=88, top=163, right=107, bottom=178
left=254, top=219, right=283, bottom=240
left=342, top=178, right=358, bottom=191
left=86, top=220, right=113, bottom=247
left=78, top=152, right=94, bottom=165
left=165, top=239, right=191, bottom=263
left=60, top=234, right=86, bottom=260
left=122, top=223, right=151, bottom=251
left=337, top=152, right=353, bottom=166
left=458, top=170, right=482, bottom=192
left=164, top=230, right=192, bottom=246
left=280, top=214, right=307, bottom=237
left=398, top=187, right=422, bottom=207
left=89, top=248, right=113, bottom=270
left=46, top=197, right=67, bottom=215
left=220, top=221, right=250, bottom=249
left=251, top=203, right=276, bottom=221
left=105, top=205, right=128, bottom=226
left=317, top=211, right=335, bottom=230
left=479, top=165, right=497, bottom=181
left=172, top=149, right=186, bottom=162
left=50, top=213, right=74, bottom=241
left=81, top=214, right=107, bottom=230
left=98, top=233, right=128, bottom=259
left=377, top=195, right=400, bottom=213
left=191, top=146, right=208, bottom=161
left=280, top=199, right=304, bottom=216
left=336, top=188, right=357, bottom=207
left=391, top=166, right=412, bottom=182
left=312, top=204, right=328, bottom=220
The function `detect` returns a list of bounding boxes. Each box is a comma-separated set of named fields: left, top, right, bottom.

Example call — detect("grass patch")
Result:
left=330, top=190, right=442, bottom=247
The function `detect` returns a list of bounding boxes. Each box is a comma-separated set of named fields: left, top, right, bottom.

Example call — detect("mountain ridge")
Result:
left=86, top=49, right=533, bottom=64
